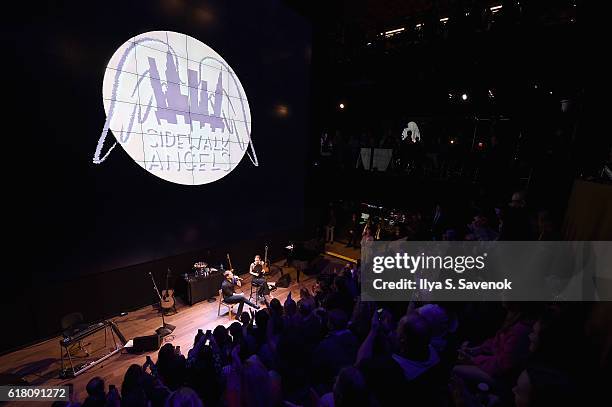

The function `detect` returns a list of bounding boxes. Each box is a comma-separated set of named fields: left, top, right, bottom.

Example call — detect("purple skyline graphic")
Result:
left=147, top=52, right=225, bottom=132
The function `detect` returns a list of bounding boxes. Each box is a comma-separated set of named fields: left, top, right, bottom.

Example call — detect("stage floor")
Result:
left=0, top=264, right=318, bottom=405
left=324, top=241, right=360, bottom=263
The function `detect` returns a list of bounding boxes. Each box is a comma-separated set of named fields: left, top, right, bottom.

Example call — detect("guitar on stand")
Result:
left=148, top=272, right=176, bottom=337
left=161, top=269, right=177, bottom=314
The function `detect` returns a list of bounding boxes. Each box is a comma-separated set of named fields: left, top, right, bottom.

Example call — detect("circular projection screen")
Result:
left=98, top=31, right=254, bottom=185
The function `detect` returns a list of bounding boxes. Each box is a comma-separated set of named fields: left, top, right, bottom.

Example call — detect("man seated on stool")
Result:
left=249, top=255, right=274, bottom=304
left=221, top=270, right=260, bottom=315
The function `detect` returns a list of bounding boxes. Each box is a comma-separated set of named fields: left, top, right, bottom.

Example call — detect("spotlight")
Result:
left=448, top=92, right=454, bottom=100
left=478, top=142, right=484, bottom=148
left=274, top=104, right=289, bottom=117
left=339, top=103, right=345, bottom=109
left=450, top=139, right=455, bottom=145
left=461, top=93, right=468, bottom=101
left=549, top=91, right=553, bottom=95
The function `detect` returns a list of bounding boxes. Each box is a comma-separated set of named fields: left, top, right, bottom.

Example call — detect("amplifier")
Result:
left=276, top=273, right=292, bottom=288
left=130, top=334, right=161, bottom=353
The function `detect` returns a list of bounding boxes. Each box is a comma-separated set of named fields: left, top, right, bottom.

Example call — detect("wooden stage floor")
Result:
left=0, top=265, right=318, bottom=406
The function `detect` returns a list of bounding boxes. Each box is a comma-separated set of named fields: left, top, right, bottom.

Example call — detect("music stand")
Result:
left=148, top=272, right=175, bottom=337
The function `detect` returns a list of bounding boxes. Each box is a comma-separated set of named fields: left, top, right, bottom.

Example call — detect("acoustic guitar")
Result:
left=161, top=269, right=175, bottom=310
left=263, top=245, right=270, bottom=274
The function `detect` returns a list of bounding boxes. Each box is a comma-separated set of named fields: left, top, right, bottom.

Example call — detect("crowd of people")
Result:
left=323, top=188, right=560, bottom=250
left=55, top=257, right=607, bottom=407
left=56, top=158, right=605, bottom=407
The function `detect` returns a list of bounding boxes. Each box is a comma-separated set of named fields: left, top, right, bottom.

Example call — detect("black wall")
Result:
left=4, top=0, right=311, bottom=353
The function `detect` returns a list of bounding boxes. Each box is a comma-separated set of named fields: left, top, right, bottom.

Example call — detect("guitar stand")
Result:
left=155, top=304, right=176, bottom=337
left=160, top=304, right=178, bottom=315
left=149, top=272, right=176, bottom=337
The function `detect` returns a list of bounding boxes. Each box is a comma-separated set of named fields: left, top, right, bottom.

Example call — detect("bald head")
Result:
left=397, top=312, right=431, bottom=360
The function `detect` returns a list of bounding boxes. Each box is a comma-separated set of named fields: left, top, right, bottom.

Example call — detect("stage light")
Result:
left=448, top=93, right=454, bottom=100
left=440, top=17, right=449, bottom=24
left=381, top=28, right=404, bottom=38
left=549, top=91, right=553, bottom=95
left=488, top=89, right=495, bottom=99
left=491, top=5, right=503, bottom=13
left=450, top=139, right=455, bottom=145
left=478, top=142, right=484, bottom=148
left=193, top=6, right=215, bottom=25
left=275, top=104, right=289, bottom=117
left=339, top=103, right=345, bottom=109
left=461, top=93, right=468, bottom=101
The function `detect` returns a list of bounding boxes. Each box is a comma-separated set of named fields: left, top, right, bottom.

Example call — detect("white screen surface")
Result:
left=96, top=31, right=256, bottom=185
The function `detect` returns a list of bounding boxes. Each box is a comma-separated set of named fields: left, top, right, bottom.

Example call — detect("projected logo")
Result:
left=93, top=31, right=258, bottom=185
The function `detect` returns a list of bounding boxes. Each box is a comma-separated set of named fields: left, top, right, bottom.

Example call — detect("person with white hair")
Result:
left=401, top=121, right=421, bottom=143
left=400, top=121, right=422, bottom=172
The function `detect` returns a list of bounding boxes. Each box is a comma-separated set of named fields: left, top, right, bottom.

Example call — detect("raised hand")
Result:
left=370, top=309, right=381, bottom=333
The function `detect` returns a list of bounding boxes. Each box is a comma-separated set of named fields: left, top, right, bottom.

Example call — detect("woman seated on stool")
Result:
left=249, top=255, right=273, bottom=305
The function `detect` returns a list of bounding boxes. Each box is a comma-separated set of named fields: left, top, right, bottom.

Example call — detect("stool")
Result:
left=250, top=279, right=263, bottom=303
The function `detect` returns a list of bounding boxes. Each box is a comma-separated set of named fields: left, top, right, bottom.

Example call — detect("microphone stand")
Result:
left=148, top=272, right=175, bottom=337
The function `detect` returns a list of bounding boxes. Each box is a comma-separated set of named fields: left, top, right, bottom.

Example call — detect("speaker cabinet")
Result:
left=129, top=333, right=161, bottom=353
